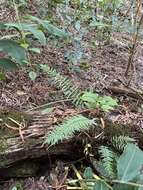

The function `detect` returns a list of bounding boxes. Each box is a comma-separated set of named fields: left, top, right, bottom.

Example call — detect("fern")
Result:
left=40, top=64, right=83, bottom=107
left=111, top=135, right=135, bottom=151
left=45, top=114, right=95, bottom=146
left=91, top=159, right=112, bottom=179
left=99, top=146, right=118, bottom=179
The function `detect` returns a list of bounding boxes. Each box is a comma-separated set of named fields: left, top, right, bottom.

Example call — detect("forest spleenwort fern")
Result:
left=40, top=64, right=83, bottom=107
left=99, top=146, right=118, bottom=179
left=45, top=115, right=95, bottom=146
left=111, top=135, right=135, bottom=151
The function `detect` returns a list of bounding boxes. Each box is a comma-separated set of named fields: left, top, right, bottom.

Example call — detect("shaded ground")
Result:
left=0, top=2, right=143, bottom=190
left=0, top=37, right=142, bottom=117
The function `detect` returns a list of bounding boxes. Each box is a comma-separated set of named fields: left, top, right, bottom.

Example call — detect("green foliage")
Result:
left=99, top=146, right=118, bottom=178
left=5, top=22, right=46, bottom=45
left=0, top=39, right=27, bottom=67
left=111, top=135, right=135, bottom=151
left=40, top=65, right=119, bottom=111
left=83, top=167, right=94, bottom=179
left=28, top=15, right=70, bottom=38
left=28, top=71, right=37, bottom=81
left=0, top=58, right=18, bottom=70
left=40, top=64, right=83, bottom=106
left=0, top=14, right=70, bottom=74
left=80, top=143, right=143, bottom=190
left=93, top=143, right=143, bottom=190
left=117, top=143, right=143, bottom=182
left=0, top=39, right=27, bottom=71
left=45, top=114, right=95, bottom=146
left=81, top=91, right=118, bottom=112
left=11, top=187, right=18, bottom=190
left=93, top=180, right=112, bottom=190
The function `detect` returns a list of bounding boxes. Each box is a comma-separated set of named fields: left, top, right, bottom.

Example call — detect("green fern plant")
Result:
left=91, top=159, right=113, bottom=179
left=99, top=146, right=118, bottom=179
left=97, top=136, right=135, bottom=179
left=45, top=114, right=95, bottom=146
left=40, top=64, right=83, bottom=107
left=111, top=135, right=135, bottom=151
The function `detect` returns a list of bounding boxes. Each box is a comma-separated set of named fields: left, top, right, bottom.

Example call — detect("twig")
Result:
left=27, top=98, right=73, bottom=112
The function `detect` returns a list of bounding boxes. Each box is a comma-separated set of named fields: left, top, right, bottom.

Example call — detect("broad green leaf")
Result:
left=0, top=23, right=7, bottom=30
left=81, top=91, right=99, bottom=103
left=29, top=16, right=70, bottom=38
left=93, top=181, right=111, bottom=190
left=117, top=144, right=143, bottom=182
left=24, top=26, right=46, bottom=45
left=81, top=91, right=100, bottom=108
left=5, top=23, right=36, bottom=30
left=83, top=167, right=94, bottom=179
left=0, top=58, right=18, bottom=70
left=0, top=39, right=27, bottom=63
left=138, top=174, right=143, bottom=190
left=99, top=96, right=118, bottom=112
left=6, top=23, right=46, bottom=45
left=29, top=71, right=37, bottom=81
left=113, top=184, right=136, bottom=190
left=29, top=48, right=41, bottom=54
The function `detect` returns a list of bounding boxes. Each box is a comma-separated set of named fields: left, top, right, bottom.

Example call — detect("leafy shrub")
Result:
left=81, top=91, right=118, bottom=112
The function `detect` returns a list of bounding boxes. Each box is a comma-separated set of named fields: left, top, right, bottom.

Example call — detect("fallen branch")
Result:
left=108, top=85, right=143, bottom=100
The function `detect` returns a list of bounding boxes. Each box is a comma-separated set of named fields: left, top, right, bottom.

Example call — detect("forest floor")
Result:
left=1, top=33, right=143, bottom=126
left=0, top=2, right=143, bottom=190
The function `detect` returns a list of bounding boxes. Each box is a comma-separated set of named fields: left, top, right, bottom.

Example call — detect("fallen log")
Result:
left=0, top=106, right=143, bottom=172
left=0, top=107, right=80, bottom=168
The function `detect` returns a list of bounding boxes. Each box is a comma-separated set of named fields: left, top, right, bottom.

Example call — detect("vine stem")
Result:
left=12, top=0, right=25, bottom=39
left=125, top=0, right=143, bottom=86
left=112, top=180, right=143, bottom=188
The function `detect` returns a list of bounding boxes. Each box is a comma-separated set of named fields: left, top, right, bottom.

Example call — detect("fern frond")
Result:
left=99, top=146, right=118, bottom=178
left=91, top=159, right=112, bottom=179
left=45, top=115, right=95, bottom=146
left=111, top=135, right=135, bottom=151
left=40, top=64, right=83, bottom=107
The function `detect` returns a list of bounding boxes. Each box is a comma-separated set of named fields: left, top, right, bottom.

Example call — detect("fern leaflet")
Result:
left=45, top=115, right=95, bottom=146
left=99, top=146, right=118, bottom=179
left=40, top=64, right=83, bottom=107
left=111, top=135, right=135, bottom=151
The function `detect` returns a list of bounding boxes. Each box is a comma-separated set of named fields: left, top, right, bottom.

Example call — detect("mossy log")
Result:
left=0, top=107, right=142, bottom=170
left=0, top=107, right=80, bottom=168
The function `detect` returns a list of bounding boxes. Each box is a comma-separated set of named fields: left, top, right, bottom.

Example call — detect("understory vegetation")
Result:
left=0, top=0, right=143, bottom=190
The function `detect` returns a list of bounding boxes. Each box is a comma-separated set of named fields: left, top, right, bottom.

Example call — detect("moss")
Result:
left=0, top=107, right=32, bottom=138
left=0, top=107, right=31, bottom=127
left=0, top=138, right=7, bottom=153
left=0, top=108, right=32, bottom=160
